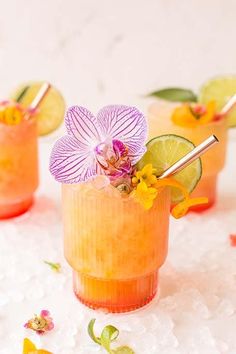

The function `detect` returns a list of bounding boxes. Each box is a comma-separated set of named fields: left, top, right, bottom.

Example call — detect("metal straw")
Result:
left=158, top=135, right=219, bottom=179
left=219, top=93, right=236, bottom=116
left=29, top=82, right=51, bottom=110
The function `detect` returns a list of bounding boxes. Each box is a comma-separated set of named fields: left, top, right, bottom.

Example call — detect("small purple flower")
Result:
left=50, top=105, right=147, bottom=184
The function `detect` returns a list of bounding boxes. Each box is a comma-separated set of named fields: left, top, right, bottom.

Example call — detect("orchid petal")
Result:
left=49, top=135, right=97, bottom=183
left=129, top=146, right=147, bottom=165
left=97, top=105, right=147, bottom=161
left=65, top=106, right=101, bottom=148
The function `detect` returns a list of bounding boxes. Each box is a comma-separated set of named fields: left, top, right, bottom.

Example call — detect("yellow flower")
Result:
left=132, top=163, right=157, bottom=186
left=4, top=106, right=23, bottom=125
left=23, top=338, right=52, bottom=354
left=132, top=180, right=157, bottom=210
left=0, top=104, right=24, bottom=125
left=171, top=100, right=216, bottom=128
left=198, top=100, right=216, bottom=124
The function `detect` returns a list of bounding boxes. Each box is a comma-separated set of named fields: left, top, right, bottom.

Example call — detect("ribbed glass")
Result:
left=63, top=183, right=170, bottom=312
left=0, top=118, right=39, bottom=218
left=148, top=102, right=228, bottom=210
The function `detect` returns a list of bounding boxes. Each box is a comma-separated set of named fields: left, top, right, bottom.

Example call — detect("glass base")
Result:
left=0, top=195, right=34, bottom=219
left=190, top=174, right=217, bottom=212
left=73, top=270, right=158, bottom=313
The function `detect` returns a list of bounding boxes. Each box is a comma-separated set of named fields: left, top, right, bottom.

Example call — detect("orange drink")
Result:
left=0, top=116, right=38, bottom=218
left=148, top=101, right=228, bottom=210
left=63, top=181, right=170, bottom=312
left=50, top=104, right=209, bottom=312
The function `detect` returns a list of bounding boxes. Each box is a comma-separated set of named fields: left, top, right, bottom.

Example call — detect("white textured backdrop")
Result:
left=1, top=0, right=236, bottom=110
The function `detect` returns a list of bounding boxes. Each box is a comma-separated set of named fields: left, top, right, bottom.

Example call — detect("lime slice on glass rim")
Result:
left=136, top=134, right=202, bottom=203
left=199, top=75, right=236, bottom=127
left=10, top=81, right=66, bottom=136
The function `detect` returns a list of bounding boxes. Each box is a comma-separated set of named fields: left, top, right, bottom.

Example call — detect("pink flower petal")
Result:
left=65, top=106, right=101, bottom=147
left=41, top=310, right=50, bottom=317
left=97, top=105, right=147, bottom=163
left=129, top=146, right=147, bottom=165
left=46, top=322, right=54, bottom=331
left=49, top=135, right=97, bottom=183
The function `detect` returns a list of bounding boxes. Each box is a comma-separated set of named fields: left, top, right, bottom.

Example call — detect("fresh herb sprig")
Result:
left=88, top=319, right=135, bottom=354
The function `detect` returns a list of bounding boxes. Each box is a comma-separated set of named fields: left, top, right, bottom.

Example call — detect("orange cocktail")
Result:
left=0, top=113, right=38, bottom=218
left=148, top=101, right=228, bottom=210
left=63, top=181, right=170, bottom=312
left=50, top=104, right=208, bottom=313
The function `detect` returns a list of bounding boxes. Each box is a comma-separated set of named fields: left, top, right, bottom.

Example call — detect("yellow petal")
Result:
left=23, top=338, right=37, bottom=353
left=137, top=180, right=148, bottom=192
left=142, top=163, right=153, bottom=175
left=148, top=175, right=157, bottom=185
left=172, top=197, right=208, bottom=218
left=4, top=106, right=23, bottom=125
left=23, top=338, right=52, bottom=354
left=143, top=199, right=153, bottom=210
left=199, top=100, right=215, bottom=124
left=171, top=105, right=197, bottom=128
left=135, top=171, right=142, bottom=180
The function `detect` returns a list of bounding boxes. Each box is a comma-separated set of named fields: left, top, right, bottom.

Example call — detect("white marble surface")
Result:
left=0, top=1, right=236, bottom=353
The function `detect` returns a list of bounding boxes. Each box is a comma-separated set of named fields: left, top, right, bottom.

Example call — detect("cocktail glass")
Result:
left=148, top=101, right=228, bottom=211
left=51, top=104, right=215, bottom=313
left=63, top=181, right=170, bottom=313
left=0, top=116, right=38, bottom=218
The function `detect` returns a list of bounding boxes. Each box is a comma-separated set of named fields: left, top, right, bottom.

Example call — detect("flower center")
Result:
left=95, top=139, right=132, bottom=179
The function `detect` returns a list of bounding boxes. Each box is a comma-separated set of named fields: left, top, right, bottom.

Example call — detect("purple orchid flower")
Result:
left=49, top=105, right=147, bottom=184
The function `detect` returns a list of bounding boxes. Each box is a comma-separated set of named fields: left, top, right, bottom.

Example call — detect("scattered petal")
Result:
left=229, top=234, right=236, bottom=247
left=23, top=338, right=52, bottom=354
left=24, top=310, right=54, bottom=335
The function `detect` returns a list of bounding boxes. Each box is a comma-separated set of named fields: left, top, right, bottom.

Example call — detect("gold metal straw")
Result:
left=29, top=82, right=51, bottom=110
left=158, top=135, right=219, bottom=179
left=219, top=93, right=236, bottom=116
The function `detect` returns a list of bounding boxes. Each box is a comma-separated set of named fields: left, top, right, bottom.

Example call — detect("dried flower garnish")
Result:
left=172, top=100, right=216, bottom=127
left=44, top=260, right=61, bottom=272
left=50, top=105, right=147, bottom=183
left=23, top=338, right=52, bottom=354
left=229, top=234, right=236, bottom=247
left=88, top=319, right=135, bottom=354
left=24, top=310, right=54, bottom=335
